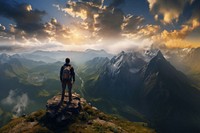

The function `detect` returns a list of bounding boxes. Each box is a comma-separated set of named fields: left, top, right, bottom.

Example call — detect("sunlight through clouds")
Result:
left=0, top=0, right=199, bottom=52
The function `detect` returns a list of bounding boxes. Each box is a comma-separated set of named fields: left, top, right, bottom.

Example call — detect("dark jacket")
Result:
left=60, top=63, right=75, bottom=82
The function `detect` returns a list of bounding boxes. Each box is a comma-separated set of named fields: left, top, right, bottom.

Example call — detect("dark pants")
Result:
left=61, top=81, right=72, bottom=103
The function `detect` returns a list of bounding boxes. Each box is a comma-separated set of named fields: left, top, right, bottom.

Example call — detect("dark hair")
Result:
left=65, top=58, right=70, bottom=63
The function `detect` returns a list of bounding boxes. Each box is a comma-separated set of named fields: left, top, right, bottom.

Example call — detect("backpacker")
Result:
left=62, top=65, right=71, bottom=81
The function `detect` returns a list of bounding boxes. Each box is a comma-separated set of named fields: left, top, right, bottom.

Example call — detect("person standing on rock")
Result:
left=60, top=58, right=75, bottom=104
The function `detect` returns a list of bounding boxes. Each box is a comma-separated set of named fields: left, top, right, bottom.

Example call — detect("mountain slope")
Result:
left=80, top=51, right=200, bottom=133
left=184, top=48, right=200, bottom=72
left=84, top=51, right=146, bottom=99
left=0, top=54, right=27, bottom=78
left=138, top=51, right=200, bottom=133
left=78, top=57, right=110, bottom=89
left=0, top=54, right=61, bottom=127
left=183, top=48, right=200, bottom=88
left=81, top=52, right=148, bottom=122
left=0, top=93, right=156, bottom=133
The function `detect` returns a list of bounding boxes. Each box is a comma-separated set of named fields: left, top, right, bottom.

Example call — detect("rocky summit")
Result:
left=46, top=93, right=83, bottom=123
left=0, top=93, right=156, bottom=133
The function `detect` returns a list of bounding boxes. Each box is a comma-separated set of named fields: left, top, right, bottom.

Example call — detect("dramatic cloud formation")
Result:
left=146, top=0, right=200, bottom=48
left=137, top=24, right=160, bottom=38
left=43, top=18, right=71, bottom=44
left=187, top=0, right=200, bottom=29
left=0, top=0, right=47, bottom=41
left=147, top=0, right=193, bottom=24
left=0, top=0, right=73, bottom=45
left=147, top=0, right=200, bottom=28
left=0, top=0, right=199, bottom=52
left=64, top=0, right=144, bottom=42
left=122, top=15, right=144, bottom=33
left=1, top=90, right=29, bottom=116
left=50, top=0, right=200, bottom=50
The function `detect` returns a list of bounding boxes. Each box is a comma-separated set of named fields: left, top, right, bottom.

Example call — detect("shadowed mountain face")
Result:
left=81, top=51, right=200, bottom=133
left=138, top=51, right=200, bottom=133
left=85, top=52, right=146, bottom=99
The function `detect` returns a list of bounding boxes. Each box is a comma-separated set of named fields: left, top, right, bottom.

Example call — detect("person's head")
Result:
left=65, top=58, right=70, bottom=64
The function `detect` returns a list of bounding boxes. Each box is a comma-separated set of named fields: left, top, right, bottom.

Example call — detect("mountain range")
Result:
left=21, top=49, right=113, bottom=64
left=0, top=48, right=200, bottom=133
left=80, top=50, right=200, bottom=133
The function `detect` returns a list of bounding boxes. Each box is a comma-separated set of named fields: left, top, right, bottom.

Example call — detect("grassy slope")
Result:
left=0, top=103, right=156, bottom=133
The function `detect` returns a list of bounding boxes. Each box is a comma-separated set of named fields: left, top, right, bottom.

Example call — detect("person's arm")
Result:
left=60, top=66, right=64, bottom=82
left=71, top=67, right=75, bottom=82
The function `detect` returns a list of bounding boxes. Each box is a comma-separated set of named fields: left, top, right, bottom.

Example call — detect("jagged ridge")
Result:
left=81, top=50, right=200, bottom=133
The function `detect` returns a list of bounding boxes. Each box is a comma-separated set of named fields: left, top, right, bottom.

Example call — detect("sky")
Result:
left=0, top=0, right=199, bottom=53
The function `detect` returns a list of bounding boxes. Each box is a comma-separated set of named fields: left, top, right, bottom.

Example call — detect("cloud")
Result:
left=0, top=1, right=74, bottom=46
left=122, top=24, right=161, bottom=43
left=64, top=0, right=144, bottom=41
left=0, top=24, right=13, bottom=42
left=104, top=38, right=154, bottom=53
left=147, top=0, right=200, bottom=29
left=147, top=23, right=200, bottom=49
left=1, top=90, right=16, bottom=105
left=0, top=0, right=49, bottom=42
left=0, top=24, right=6, bottom=31
left=0, top=0, right=198, bottom=51
left=147, top=0, right=192, bottom=24
left=0, top=1, right=46, bottom=34
left=43, top=18, right=71, bottom=44
left=160, top=26, right=191, bottom=41
left=145, top=0, right=200, bottom=48
left=122, top=14, right=145, bottom=33
left=138, top=24, right=161, bottom=38
left=0, top=0, right=143, bottom=50
left=187, top=0, right=200, bottom=29
left=13, top=93, right=29, bottom=116
left=164, top=39, right=200, bottom=48
left=0, top=0, right=155, bottom=50
left=94, top=8, right=124, bottom=38
left=80, top=0, right=125, bottom=7
left=81, top=0, right=104, bottom=6
left=1, top=90, right=29, bottom=116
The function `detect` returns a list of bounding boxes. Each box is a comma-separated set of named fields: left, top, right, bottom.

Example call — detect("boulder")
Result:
left=46, top=93, right=83, bottom=123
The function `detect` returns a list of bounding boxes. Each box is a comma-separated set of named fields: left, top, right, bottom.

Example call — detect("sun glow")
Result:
left=65, top=8, right=88, bottom=20
left=26, top=5, right=32, bottom=12
left=67, top=29, right=89, bottom=44
left=165, top=39, right=200, bottom=48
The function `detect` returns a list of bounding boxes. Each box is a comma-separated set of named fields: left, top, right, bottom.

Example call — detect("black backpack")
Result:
left=62, top=65, right=71, bottom=81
